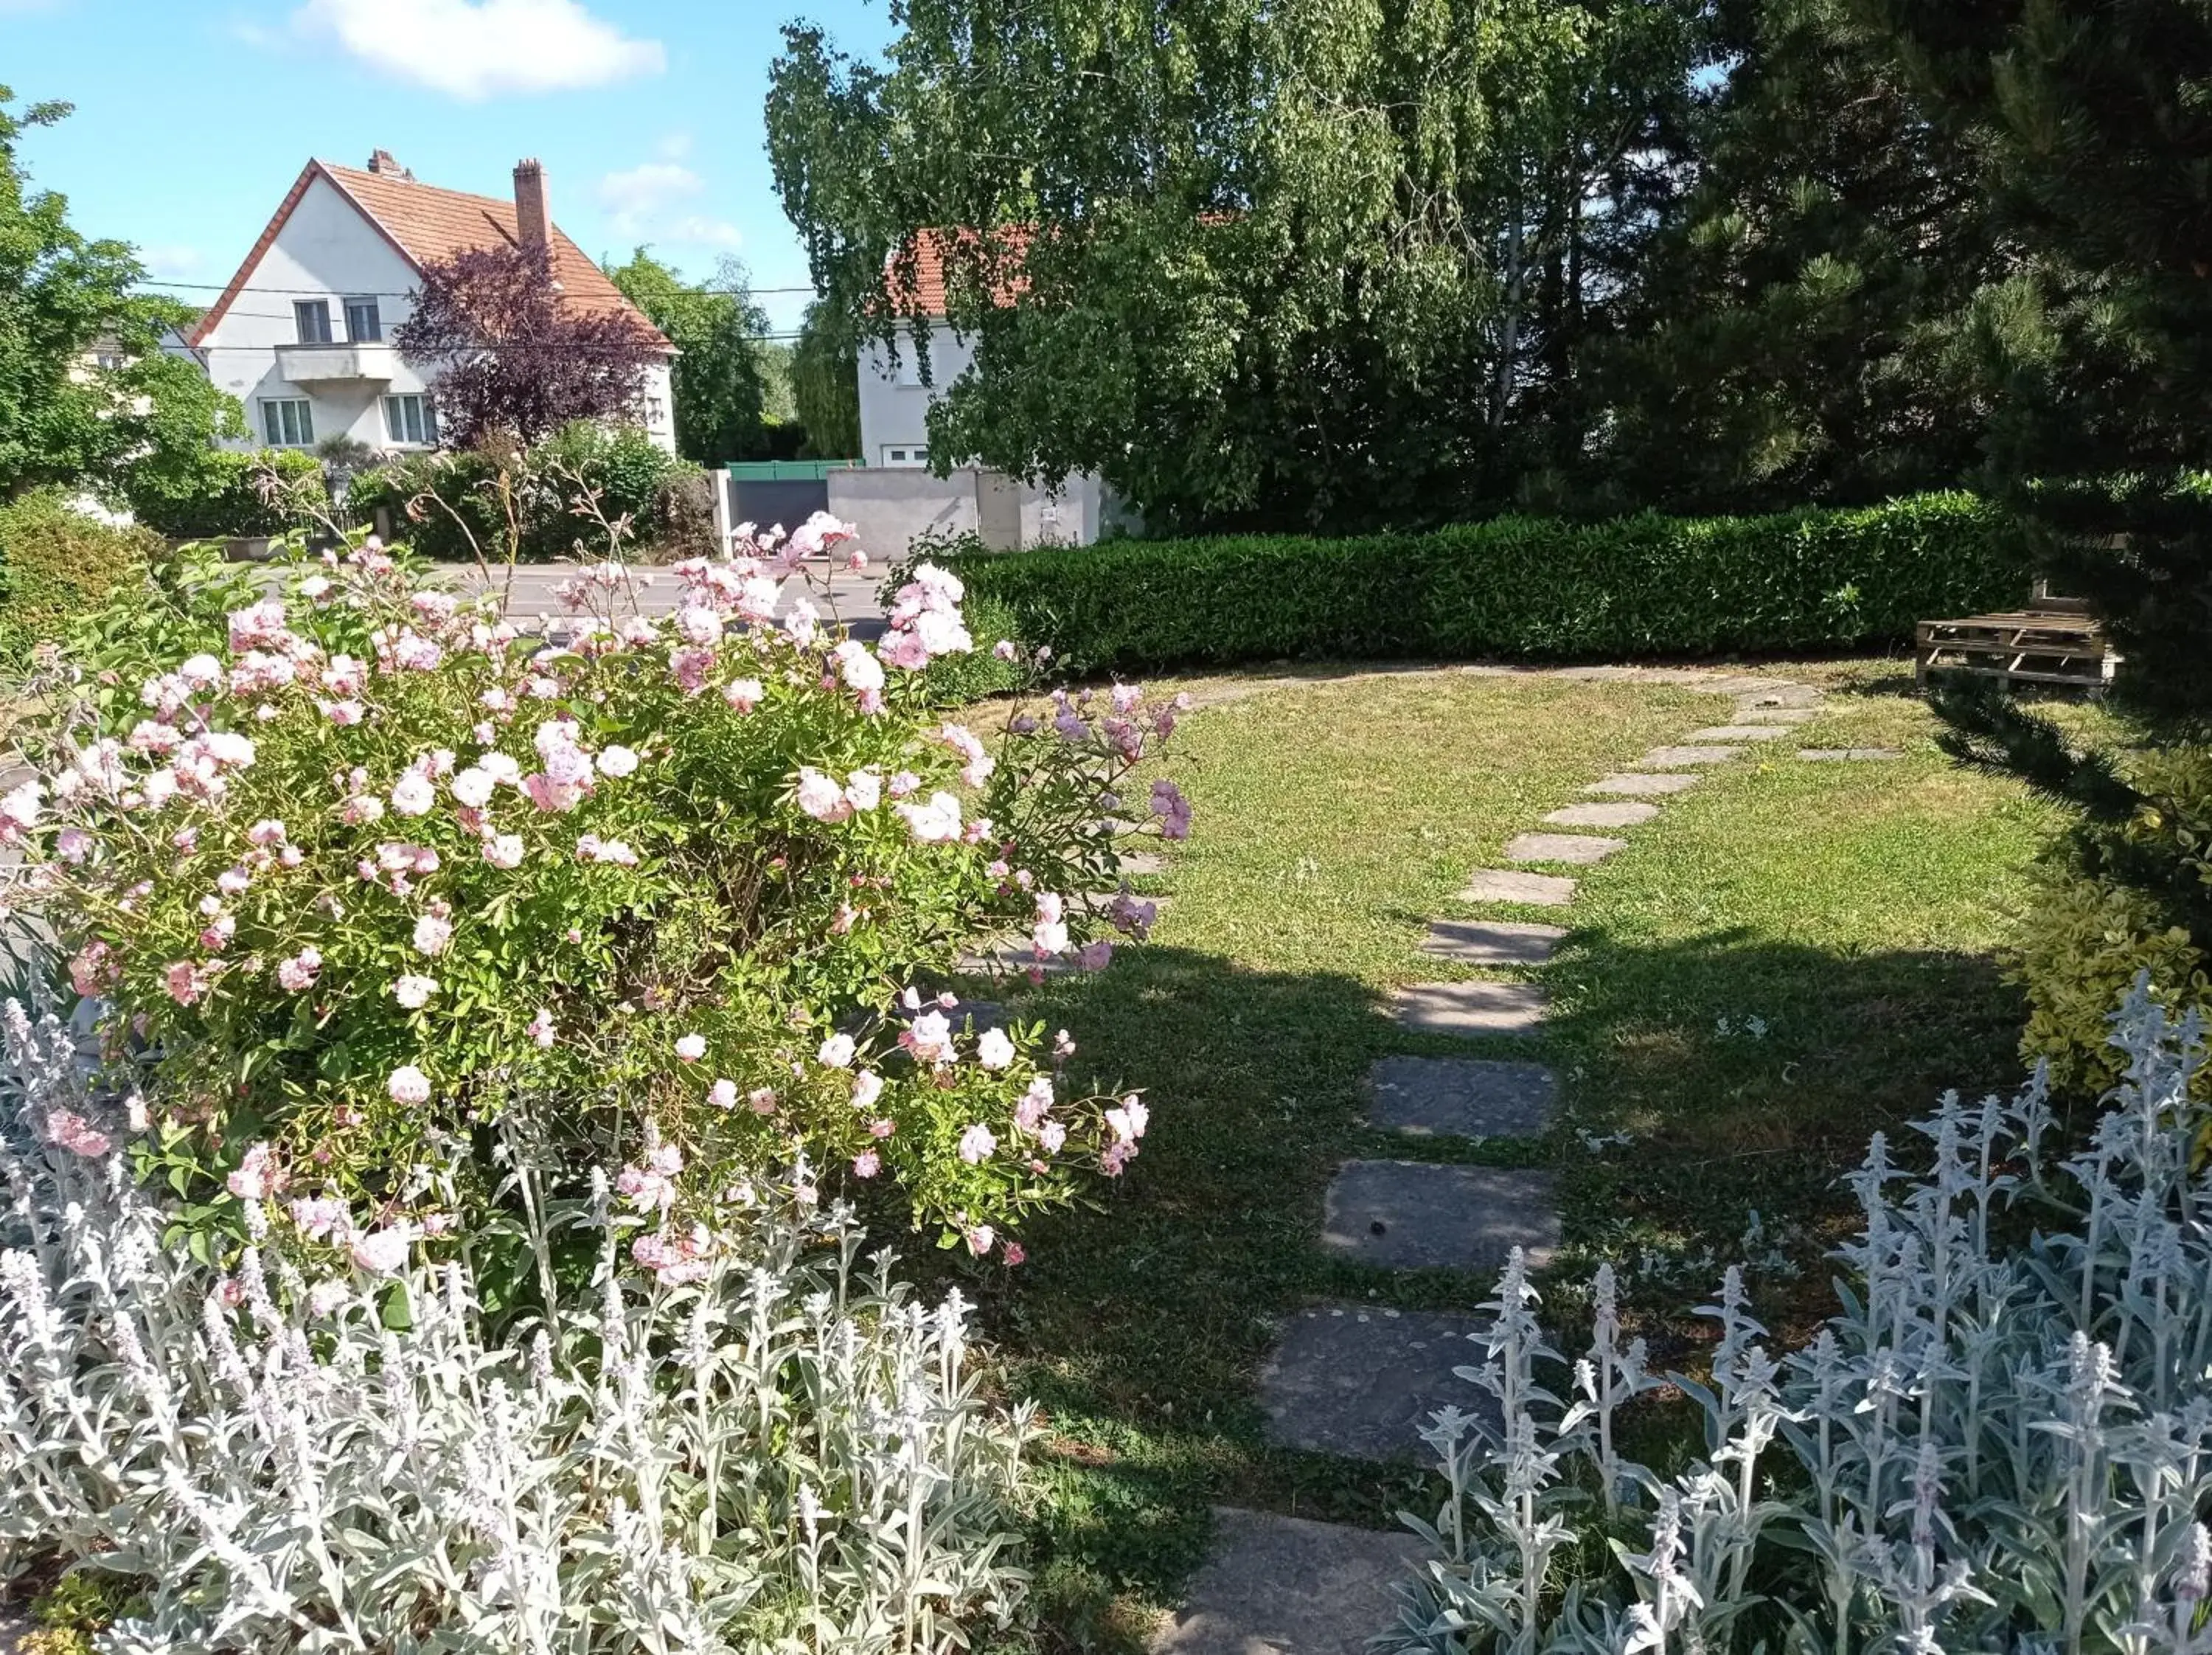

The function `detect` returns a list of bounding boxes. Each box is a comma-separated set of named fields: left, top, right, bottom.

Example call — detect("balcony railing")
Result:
left=275, top=341, right=400, bottom=384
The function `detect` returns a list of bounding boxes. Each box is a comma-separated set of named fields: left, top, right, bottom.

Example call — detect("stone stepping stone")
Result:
left=1505, top=832, right=1626, bottom=866
left=1456, top=868, right=1576, bottom=906
left=957, top=944, right=1099, bottom=978
left=1799, top=748, right=1902, bottom=762
left=1323, top=1161, right=1560, bottom=1271
left=1368, top=1055, right=1555, bottom=1137
left=1705, top=674, right=1798, bottom=697
left=1683, top=725, right=1794, bottom=743
left=1585, top=772, right=1700, bottom=797
left=1736, top=684, right=1823, bottom=709
left=1259, top=1307, right=1495, bottom=1462
left=1638, top=745, right=1747, bottom=767
left=1422, top=919, right=1565, bottom=965
left=1394, top=980, right=1548, bottom=1035
left=1544, top=800, right=1658, bottom=828
left=1149, top=1505, right=1425, bottom=1654
left=1733, top=708, right=1817, bottom=724
left=1077, top=889, right=1175, bottom=916
left=1117, top=850, right=1167, bottom=877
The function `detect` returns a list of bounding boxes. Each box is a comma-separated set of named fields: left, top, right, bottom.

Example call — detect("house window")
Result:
left=344, top=296, right=383, bottom=342
left=881, top=445, right=928, bottom=468
left=893, top=341, right=931, bottom=387
left=293, top=300, right=333, bottom=344
left=262, top=398, right=315, bottom=448
left=382, top=393, right=437, bottom=446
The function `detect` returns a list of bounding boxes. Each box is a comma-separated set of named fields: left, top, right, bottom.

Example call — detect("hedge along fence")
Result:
left=940, top=493, right=2028, bottom=673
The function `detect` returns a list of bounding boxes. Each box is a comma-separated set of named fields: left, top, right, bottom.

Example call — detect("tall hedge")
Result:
left=942, top=493, right=2027, bottom=671
left=123, top=448, right=329, bottom=541
left=0, top=490, right=164, bottom=667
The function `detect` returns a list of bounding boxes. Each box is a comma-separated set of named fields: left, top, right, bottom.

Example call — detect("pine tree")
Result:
left=1585, top=0, right=2001, bottom=516
left=1863, top=0, right=2212, bottom=724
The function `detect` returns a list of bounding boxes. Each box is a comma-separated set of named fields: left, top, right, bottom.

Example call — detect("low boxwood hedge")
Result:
left=939, top=493, right=2027, bottom=673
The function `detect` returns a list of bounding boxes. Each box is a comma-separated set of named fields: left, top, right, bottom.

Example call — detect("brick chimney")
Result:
left=366, top=149, right=413, bottom=181
left=512, top=159, right=551, bottom=254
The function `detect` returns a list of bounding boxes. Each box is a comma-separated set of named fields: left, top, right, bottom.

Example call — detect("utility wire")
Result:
left=137, top=278, right=821, bottom=298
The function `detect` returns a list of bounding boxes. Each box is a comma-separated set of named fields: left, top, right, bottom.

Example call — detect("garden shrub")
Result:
left=2009, top=743, right=2212, bottom=1096
left=122, top=447, right=327, bottom=541
left=349, top=423, right=714, bottom=563
left=4, top=511, right=1188, bottom=1260
left=1391, top=980, right=2212, bottom=1654
left=0, top=490, right=163, bottom=668
left=941, top=493, right=2026, bottom=673
left=0, top=999, right=1032, bottom=1652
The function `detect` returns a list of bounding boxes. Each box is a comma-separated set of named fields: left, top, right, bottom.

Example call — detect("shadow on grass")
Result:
left=1540, top=925, right=2040, bottom=1333
left=935, top=925, right=2037, bottom=1647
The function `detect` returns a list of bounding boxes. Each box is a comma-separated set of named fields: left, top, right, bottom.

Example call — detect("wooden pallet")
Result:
left=1916, top=611, right=2118, bottom=694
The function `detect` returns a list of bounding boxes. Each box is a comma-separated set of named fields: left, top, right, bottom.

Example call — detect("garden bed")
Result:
left=956, top=660, right=2090, bottom=1646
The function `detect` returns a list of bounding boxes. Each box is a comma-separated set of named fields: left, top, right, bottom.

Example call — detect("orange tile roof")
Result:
left=888, top=226, right=1032, bottom=315
left=186, top=160, right=670, bottom=350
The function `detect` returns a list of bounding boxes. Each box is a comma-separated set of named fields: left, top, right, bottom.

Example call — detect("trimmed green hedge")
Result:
left=124, top=448, right=328, bottom=541
left=940, top=493, right=2027, bottom=672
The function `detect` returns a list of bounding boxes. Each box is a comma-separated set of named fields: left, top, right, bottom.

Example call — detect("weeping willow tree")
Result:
left=766, top=0, right=1706, bottom=531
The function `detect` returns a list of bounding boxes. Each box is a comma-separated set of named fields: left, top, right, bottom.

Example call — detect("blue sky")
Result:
left=1, top=0, right=896, bottom=336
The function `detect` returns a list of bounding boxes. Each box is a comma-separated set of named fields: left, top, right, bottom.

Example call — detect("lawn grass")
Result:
left=956, top=660, right=2092, bottom=1653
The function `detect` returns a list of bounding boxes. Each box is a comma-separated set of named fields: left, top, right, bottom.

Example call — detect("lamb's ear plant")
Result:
left=1385, top=975, right=2212, bottom=1655
left=1, top=995, right=1034, bottom=1654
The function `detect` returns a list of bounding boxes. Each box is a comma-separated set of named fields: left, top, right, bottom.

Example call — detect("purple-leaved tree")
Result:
left=395, top=242, right=661, bottom=449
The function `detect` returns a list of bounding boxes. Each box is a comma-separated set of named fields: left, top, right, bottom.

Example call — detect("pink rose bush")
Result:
left=9, top=518, right=1191, bottom=1260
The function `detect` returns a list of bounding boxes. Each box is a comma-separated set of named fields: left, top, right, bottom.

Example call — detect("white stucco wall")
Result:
left=856, top=322, right=974, bottom=465
left=855, top=319, right=1111, bottom=544
left=198, top=171, right=678, bottom=457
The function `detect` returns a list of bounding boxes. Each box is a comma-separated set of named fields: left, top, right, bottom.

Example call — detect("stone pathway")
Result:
left=1160, top=662, right=1832, bottom=1655
left=1151, top=1508, right=1422, bottom=1655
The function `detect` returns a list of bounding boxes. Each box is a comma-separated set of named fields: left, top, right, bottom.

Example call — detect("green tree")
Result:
left=1578, top=0, right=2002, bottom=517
left=603, top=250, right=776, bottom=463
left=1860, top=0, right=2212, bottom=721
left=765, top=0, right=1706, bottom=531
left=0, top=88, right=246, bottom=504
left=788, top=300, right=860, bottom=459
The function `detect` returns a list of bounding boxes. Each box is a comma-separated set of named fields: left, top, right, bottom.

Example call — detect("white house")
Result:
left=184, top=151, right=675, bottom=459
left=838, top=229, right=1115, bottom=554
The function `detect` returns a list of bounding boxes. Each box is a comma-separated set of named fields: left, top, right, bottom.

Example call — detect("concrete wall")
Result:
left=829, top=467, right=981, bottom=564
left=829, top=465, right=1125, bottom=563
left=198, top=170, right=678, bottom=457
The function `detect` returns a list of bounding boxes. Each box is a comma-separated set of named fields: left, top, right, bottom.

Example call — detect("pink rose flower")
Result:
left=387, top=1065, right=432, bottom=1105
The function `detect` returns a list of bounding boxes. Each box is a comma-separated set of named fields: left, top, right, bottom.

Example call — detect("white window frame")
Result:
left=893, top=341, right=931, bottom=387
left=880, top=445, right=929, bottom=469
left=262, top=398, right=315, bottom=448
left=293, top=300, right=333, bottom=345
left=381, top=392, right=437, bottom=447
left=344, top=296, right=383, bottom=343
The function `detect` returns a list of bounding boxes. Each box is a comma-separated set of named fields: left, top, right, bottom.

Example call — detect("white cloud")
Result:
left=291, top=0, right=665, bottom=100
left=597, top=162, right=742, bottom=251
left=140, top=245, right=207, bottom=282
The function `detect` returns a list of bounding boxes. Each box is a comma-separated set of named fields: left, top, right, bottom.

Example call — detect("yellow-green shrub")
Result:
left=2012, top=743, right=2212, bottom=1094
left=0, top=490, right=162, bottom=667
